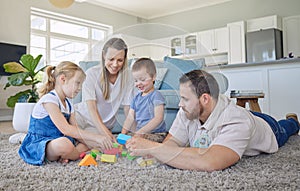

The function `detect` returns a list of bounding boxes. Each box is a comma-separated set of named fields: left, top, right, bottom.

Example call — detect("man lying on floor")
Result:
left=126, top=70, right=300, bottom=172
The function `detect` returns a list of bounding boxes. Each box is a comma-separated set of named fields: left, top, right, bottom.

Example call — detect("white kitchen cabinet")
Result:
left=198, top=27, right=229, bottom=56
left=227, top=21, right=246, bottom=64
left=283, top=15, right=300, bottom=57
left=184, top=33, right=198, bottom=56
left=247, top=15, right=282, bottom=32
left=170, top=36, right=184, bottom=57
left=169, top=33, right=198, bottom=57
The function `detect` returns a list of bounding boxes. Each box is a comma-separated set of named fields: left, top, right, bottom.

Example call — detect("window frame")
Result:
left=30, top=7, right=113, bottom=66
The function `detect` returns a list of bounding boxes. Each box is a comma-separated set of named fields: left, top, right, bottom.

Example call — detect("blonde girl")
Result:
left=19, top=61, right=108, bottom=165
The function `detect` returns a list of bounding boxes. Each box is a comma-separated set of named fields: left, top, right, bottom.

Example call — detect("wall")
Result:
left=150, top=0, right=300, bottom=37
left=0, top=0, right=139, bottom=109
left=1, top=0, right=300, bottom=109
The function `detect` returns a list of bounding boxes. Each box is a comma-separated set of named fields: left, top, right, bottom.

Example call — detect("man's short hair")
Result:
left=179, top=70, right=219, bottom=99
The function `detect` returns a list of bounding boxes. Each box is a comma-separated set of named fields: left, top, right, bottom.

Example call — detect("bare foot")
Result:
left=58, top=158, right=69, bottom=165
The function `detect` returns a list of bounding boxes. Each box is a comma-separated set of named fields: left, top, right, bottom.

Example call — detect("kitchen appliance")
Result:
left=246, top=28, right=283, bottom=63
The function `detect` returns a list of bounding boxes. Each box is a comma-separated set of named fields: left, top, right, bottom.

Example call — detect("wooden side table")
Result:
left=230, top=93, right=265, bottom=112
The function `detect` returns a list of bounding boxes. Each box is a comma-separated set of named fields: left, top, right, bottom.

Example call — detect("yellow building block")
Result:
left=101, top=154, right=117, bottom=163
left=78, top=154, right=97, bottom=166
left=136, top=157, right=156, bottom=167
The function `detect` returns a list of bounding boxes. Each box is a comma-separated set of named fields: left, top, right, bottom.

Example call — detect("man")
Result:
left=126, top=70, right=300, bottom=171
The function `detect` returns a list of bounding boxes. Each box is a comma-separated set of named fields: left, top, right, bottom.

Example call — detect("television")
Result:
left=0, top=42, right=27, bottom=76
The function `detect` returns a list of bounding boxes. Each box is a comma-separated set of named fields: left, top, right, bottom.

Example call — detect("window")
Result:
left=30, top=8, right=112, bottom=66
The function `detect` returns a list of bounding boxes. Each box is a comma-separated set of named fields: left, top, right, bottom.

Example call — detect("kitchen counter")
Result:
left=205, top=58, right=300, bottom=120
left=205, top=57, right=300, bottom=69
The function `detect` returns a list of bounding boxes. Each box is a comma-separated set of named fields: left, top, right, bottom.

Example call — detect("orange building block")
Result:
left=78, top=154, right=98, bottom=166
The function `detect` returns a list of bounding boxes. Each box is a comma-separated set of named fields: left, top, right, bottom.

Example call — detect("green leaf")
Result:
left=3, top=62, right=27, bottom=73
left=32, top=54, right=43, bottom=71
left=6, top=89, right=32, bottom=108
left=20, top=54, right=34, bottom=72
left=7, top=73, right=29, bottom=86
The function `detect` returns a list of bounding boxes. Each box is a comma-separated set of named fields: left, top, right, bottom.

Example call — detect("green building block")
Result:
left=121, top=151, right=127, bottom=157
left=127, top=154, right=136, bottom=160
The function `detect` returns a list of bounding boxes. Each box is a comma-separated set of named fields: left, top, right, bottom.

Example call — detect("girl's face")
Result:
left=62, top=71, right=85, bottom=99
left=104, top=47, right=126, bottom=75
left=132, top=67, right=155, bottom=95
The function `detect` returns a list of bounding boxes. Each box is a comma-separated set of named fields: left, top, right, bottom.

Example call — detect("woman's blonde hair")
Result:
left=38, top=61, right=86, bottom=97
left=100, top=38, right=128, bottom=100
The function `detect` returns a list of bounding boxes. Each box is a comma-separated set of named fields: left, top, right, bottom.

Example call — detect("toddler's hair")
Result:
left=132, top=57, right=156, bottom=78
left=38, top=61, right=86, bottom=97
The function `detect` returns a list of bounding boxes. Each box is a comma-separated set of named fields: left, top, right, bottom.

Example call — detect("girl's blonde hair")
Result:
left=100, top=38, right=128, bottom=100
left=38, top=61, right=86, bottom=97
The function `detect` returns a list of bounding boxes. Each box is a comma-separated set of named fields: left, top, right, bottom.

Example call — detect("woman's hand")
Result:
left=90, top=134, right=113, bottom=151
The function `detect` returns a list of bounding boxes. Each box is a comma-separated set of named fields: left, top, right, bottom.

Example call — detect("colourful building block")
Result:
left=127, top=153, right=136, bottom=161
left=136, top=157, right=156, bottom=167
left=101, top=154, right=117, bottom=163
left=90, top=149, right=102, bottom=159
left=117, top=134, right=131, bottom=145
left=121, top=151, right=127, bottom=157
left=103, top=148, right=121, bottom=155
left=112, top=143, right=119, bottom=148
left=136, top=157, right=147, bottom=167
left=79, top=152, right=86, bottom=159
left=78, top=154, right=97, bottom=166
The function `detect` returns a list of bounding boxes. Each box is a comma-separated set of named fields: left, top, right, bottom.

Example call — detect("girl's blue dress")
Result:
left=18, top=92, right=75, bottom=165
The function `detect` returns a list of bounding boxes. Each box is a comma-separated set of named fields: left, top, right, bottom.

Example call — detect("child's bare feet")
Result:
left=58, top=158, right=69, bottom=165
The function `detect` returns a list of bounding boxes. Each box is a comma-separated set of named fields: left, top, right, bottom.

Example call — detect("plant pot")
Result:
left=12, top=103, right=35, bottom=133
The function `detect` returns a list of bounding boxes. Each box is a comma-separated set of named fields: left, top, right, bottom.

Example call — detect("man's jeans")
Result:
left=251, top=111, right=300, bottom=147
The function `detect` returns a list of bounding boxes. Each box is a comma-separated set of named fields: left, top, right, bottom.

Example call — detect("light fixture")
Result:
left=49, top=0, right=74, bottom=8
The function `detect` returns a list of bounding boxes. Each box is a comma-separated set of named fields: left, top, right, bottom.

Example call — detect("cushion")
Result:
left=158, top=56, right=205, bottom=90
left=154, top=68, right=168, bottom=89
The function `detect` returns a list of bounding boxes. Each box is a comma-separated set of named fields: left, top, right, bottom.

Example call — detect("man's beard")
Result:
left=183, top=102, right=203, bottom=120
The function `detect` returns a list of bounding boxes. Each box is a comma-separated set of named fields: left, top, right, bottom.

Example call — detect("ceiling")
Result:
left=77, top=0, right=232, bottom=19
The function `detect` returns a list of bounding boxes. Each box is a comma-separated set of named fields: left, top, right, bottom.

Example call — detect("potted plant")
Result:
left=3, top=54, right=45, bottom=133
left=3, top=54, right=45, bottom=107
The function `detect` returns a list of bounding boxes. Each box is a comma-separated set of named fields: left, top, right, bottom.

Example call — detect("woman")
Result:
left=75, top=38, right=134, bottom=150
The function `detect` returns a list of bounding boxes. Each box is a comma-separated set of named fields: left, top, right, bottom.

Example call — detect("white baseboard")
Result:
left=0, top=109, right=13, bottom=121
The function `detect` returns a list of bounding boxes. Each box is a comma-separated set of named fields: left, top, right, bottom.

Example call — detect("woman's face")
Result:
left=103, top=47, right=126, bottom=75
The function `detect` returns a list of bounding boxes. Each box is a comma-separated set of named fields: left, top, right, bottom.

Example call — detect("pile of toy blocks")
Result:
left=78, top=134, right=157, bottom=167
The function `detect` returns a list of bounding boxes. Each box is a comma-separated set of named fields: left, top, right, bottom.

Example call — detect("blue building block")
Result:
left=117, top=134, right=131, bottom=145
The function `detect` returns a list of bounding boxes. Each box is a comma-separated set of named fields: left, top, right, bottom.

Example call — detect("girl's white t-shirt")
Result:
left=32, top=90, right=73, bottom=119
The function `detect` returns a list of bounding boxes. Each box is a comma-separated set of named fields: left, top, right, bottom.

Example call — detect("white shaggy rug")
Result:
left=1, top=133, right=300, bottom=191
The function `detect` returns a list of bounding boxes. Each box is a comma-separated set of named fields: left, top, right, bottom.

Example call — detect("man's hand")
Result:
left=125, top=136, right=160, bottom=156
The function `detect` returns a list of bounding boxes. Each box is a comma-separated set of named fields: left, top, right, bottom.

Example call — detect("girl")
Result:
left=19, top=61, right=108, bottom=165
left=75, top=38, right=134, bottom=149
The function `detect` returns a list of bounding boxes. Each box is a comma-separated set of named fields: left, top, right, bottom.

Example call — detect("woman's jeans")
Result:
left=251, top=111, right=300, bottom=147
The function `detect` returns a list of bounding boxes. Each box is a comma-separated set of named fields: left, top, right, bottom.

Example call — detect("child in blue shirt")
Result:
left=121, top=58, right=167, bottom=142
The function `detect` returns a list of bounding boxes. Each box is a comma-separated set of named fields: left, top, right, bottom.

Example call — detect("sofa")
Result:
left=74, top=56, right=228, bottom=133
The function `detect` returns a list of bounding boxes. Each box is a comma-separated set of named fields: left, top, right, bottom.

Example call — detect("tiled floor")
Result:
left=0, top=121, right=16, bottom=134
